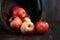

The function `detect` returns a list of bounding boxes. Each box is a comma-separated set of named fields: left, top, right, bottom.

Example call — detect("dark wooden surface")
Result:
left=0, top=0, right=60, bottom=40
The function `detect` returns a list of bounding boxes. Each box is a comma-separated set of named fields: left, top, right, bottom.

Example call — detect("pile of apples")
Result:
left=2, top=5, right=49, bottom=34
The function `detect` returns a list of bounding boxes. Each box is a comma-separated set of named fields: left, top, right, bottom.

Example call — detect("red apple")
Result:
left=11, top=6, right=28, bottom=19
left=35, top=21, right=49, bottom=34
left=20, top=21, right=34, bottom=34
left=2, top=12, right=8, bottom=21
left=9, top=16, right=22, bottom=30
left=11, top=5, right=19, bottom=12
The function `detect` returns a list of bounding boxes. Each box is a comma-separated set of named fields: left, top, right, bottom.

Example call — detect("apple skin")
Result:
left=22, top=17, right=31, bottom=22
left=2, top=12, right=8, bottom=21
left=20, top=21, right=34, bottom=34
left=35, top=21, right=49, bottom=34
left=9, top=16, right=22, bottom=30
left=11, top=6, right=28, bottom=19
left=11, top=5, right=19, bottom=11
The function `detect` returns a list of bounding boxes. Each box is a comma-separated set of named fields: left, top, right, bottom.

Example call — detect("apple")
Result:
left=11, top=6, right=28, bottom=19
left=9, top=16, right=22, bottom=30
left=20, top=21, right=34, bottom=34
left=11, top=5, right=19, bottom=12
left=2, top=12, right=8, bottom=21
left=22, top=17, right=31, bottom=22
left=35, top=21, right=49, bottom=34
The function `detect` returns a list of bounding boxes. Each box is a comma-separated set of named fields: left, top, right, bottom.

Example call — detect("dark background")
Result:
left=0, top=0, right=60, bottom=40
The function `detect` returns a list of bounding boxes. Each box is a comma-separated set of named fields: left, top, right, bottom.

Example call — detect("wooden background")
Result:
left=0, top=0, right=60, bottom=40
